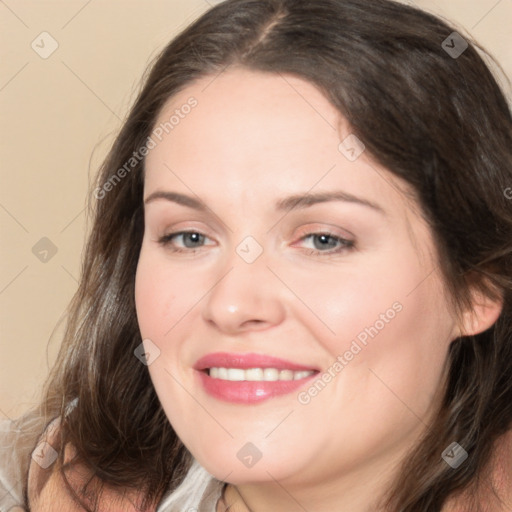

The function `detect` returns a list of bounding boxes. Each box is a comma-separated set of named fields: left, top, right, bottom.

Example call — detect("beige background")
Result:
left=1, top=0, right=511, bottom=422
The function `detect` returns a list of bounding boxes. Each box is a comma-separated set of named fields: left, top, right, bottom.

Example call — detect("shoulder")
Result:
left=28, top=418, right=158, bottom=512
left=27, top=416, right=84, bottom=512
left=488, top=429, right=512, bottom=506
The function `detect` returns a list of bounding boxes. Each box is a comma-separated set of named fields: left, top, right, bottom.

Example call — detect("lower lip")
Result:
left=197, top=370, right=316, bottom=404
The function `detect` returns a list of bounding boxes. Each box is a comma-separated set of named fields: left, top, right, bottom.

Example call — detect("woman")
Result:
left=1, top=0, right=511, bottom=510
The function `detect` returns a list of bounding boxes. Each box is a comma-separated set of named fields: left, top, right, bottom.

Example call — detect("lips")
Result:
left=194, top=352, right=319, bottom=404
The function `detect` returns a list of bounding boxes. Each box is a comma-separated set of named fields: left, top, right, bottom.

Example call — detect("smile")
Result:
left=194, top=352, right=319, bottom=404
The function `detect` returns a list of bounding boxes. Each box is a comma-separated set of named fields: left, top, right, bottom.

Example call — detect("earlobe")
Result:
left=458, top=285, right=504, bottom=338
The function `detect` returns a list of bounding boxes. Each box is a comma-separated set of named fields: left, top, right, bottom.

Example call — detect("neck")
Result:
left=224, top=448, right=407, bottom=512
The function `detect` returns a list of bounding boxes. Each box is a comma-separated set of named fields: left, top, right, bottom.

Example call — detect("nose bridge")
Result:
left=222, top=233, right=270, bottom=289
left=201, top=234, right=285, bottom=333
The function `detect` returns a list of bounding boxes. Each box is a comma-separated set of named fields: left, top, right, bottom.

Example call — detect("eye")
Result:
left=297, top=232, right=355, bottom=256
left=156, top=230, right=354, bottom=256
left=157, top=231, right=213, bottom=253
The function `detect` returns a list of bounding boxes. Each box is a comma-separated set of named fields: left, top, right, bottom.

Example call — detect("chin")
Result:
left=191, top=443, right=298, bottom=484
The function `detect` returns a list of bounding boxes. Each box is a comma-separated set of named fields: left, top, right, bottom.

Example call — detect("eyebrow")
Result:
left=144, top=190, right=386, bottom=215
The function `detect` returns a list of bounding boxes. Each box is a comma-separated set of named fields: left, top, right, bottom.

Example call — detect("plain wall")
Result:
left=1, top=0, right=511, bottom=421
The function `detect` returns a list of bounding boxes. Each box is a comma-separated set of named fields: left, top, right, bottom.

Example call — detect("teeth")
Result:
left=208, top=367, right=315, bottom=382
left=294, top=370, right=314, bottom=380
left=245, top=368, right=263, bottom=381
left=263, top=368, right=279, bottom=381
left=279, top=370, right=294, bottom=381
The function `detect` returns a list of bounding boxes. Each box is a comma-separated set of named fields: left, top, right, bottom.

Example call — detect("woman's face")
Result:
left=135, top=68, right=459, bottom=492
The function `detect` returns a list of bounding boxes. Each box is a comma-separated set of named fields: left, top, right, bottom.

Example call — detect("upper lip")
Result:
left=194, top=352, right=319, bottom=372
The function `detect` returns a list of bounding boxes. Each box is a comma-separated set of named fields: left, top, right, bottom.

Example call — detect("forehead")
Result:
left=144, top=68, right=418, bottom=221
left=146, top=68, right=342, bottom=169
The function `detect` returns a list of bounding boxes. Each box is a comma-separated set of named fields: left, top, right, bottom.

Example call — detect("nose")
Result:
left=201, top=251, right=286, bottom=335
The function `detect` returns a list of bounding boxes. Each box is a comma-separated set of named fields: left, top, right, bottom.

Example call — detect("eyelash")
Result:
left=157, top=230, right=355, bottom=256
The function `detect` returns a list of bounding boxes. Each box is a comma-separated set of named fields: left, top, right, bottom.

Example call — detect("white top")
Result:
left=0, top=416, right=224, bottom=512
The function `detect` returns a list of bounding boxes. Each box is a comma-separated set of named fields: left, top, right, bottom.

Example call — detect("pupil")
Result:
left=185, top=233, right=202, bottom=247
left=314, top=234, right=335, bottom=250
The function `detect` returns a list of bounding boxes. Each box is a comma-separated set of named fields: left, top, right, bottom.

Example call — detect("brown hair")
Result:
left=23, top=0, right=512, bottom=510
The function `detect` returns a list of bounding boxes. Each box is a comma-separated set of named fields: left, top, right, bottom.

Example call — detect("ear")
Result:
left=457, top=280, right=504, bottom=337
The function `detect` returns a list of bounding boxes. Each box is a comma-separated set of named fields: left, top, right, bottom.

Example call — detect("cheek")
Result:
left=134, top=253, right=198, bottom=432
left=272, top=252, right=412, bottom=358
left=134, top=249, right=195, bottom=339
left=323, top=268, right=452, bottom=430
left=135, top=261, right=164, bottom=339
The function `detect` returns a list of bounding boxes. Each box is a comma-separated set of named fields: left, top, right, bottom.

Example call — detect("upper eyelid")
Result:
left=144, top=199, right=375, bottom=237
left=144, top=203, right=230, bottom=235
left=156, top=219, right=353, bottom=237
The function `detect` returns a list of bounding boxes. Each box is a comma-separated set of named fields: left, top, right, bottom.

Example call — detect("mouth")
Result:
left=194, top=352, right=320, bottom=404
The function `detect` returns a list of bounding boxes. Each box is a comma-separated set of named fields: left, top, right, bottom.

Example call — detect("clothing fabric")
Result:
left=0, top=413, right=48, bottom=512
left=155, top=461, right=224, bottom=512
